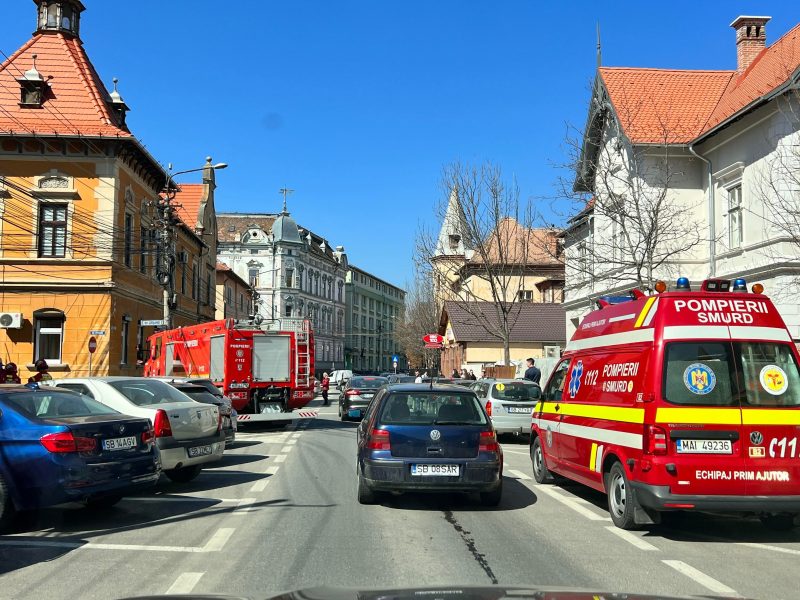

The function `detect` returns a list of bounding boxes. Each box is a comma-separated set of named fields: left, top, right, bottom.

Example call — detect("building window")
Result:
left=239, top=293, right=244, bottom=310
left=153, top=230, right=161, bottom=282
left=139, top=225, right=147, bottom=273
left=120, top=317, right=130, bottom=365
left=249, top=267, right=260, bottom=287
left=181, top=263, right=186, bottom=294
left=518, top=290, right=533, bottom=302
left=728, top=185, right=743, bottom=249
left=38, top=204, right=67, bottom=258
left=285, top=268, right=294, bottom=288
left=577, top=242, right=588, bottom=281
left=124, top=213, right=133, bottom=267
left=34, top=310, right=64, bottom=364
left=285, top=304, right=293, bottom=317
left=206, top=272, right=212, bottom=305
left=192, top=264, right=198, bottom=300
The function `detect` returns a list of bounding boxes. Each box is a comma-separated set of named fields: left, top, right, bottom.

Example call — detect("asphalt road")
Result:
left=2, top=392, right=800, bottom=600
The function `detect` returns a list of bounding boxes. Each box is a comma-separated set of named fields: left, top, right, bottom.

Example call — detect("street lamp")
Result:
left=158, top=157, right=228, bottom=328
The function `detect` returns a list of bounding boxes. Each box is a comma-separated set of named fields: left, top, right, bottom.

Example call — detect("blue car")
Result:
left=0, top=384, right=160, bottom=530
left=355, top=383, right=503, bottom=506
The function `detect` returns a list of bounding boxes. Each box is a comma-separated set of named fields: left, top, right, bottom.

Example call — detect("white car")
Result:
left=52, top=377, right=225, bottom=483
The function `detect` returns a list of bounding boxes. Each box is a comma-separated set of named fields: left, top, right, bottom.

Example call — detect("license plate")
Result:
left=102, top=436, right=137, bottom=451
left=507, top=406, right=532, bottom=414
left=411, top=464, right=459, bottom=476
left=676, top=439, right=732, bottom=454
left=188, top=444, right=213, bottom=457
left=361, top=393, right=374, bottom=399
left=348, top=409, right=362, bottom=418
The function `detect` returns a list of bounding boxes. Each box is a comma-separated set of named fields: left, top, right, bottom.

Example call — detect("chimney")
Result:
left=730, top=16, right=770, bottom=74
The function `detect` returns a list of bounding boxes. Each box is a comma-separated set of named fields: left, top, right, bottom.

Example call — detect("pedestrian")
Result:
left=321, top=372, right=330, bottom=406
left=452, top=369, right=460, bottom=379
left=414, top=370, right=423, bottom=383
left=5, top=362, right=21, bottom=384
left=469, top=370, right=477, bottom=381
left=523, top=357, right=541, bottom=384
left=28, top=358, right=52, bottom=384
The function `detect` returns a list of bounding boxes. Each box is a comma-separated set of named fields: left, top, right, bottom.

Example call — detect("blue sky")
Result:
left=1, top=2, right=797, bottom=288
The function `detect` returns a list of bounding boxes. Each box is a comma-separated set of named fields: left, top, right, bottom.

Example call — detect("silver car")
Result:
left=471, top=379, right=541, bottom=436
left=52, top=377, right=225, bottom=482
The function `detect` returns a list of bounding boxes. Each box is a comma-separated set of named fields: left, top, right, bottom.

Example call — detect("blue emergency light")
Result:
left=24, top=382, right=39, bottom=390
left=732, top=278, right=748, bottom=292
left=675, top=277, right=691, bottom=291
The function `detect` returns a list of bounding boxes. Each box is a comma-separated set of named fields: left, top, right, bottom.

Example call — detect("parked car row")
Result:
left=0, top=376, right=235, bottom=532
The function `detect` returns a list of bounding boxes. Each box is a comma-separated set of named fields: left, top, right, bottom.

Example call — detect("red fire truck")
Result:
left=144, top=318, right=315, bottom=423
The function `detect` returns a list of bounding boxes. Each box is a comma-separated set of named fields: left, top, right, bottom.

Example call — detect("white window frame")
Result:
left=120, top=317, right=130, bottom=365
left=35, top=317, right=64, bottom=365
left=727, top=184, right=743, bottom=249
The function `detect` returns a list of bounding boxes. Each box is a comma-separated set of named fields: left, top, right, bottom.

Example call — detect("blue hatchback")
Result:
left=0, top=385, right=160, bottom=530
left=355, top=384, right=503, bottom=506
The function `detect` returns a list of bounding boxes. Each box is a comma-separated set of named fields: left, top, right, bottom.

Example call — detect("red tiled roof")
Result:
left=598, top=21, right=800, bottom=144
left=0, top=33, right=130, bottom=137
left=173, top=183, right=204, bottom=229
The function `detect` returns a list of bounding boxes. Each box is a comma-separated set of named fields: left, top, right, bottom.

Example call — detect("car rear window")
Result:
left=109, top=379, right=195, bottom=406
left=176, top=387, right=220, bottom=405
left=378, top=392, right=487, bottom=425
left=492, top=381, right=541, bottom=401
left=663, top=342, right=737, bottom=406
left=3, top=390, right=119, bottom=419
left=738, top=342, right=800, bottom=407
left=351, top=377, right=388, bottom=389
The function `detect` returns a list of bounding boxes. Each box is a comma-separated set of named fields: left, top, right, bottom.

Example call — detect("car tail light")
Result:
left=40, top=431, right=97, bottom=453
left=645, top=425, right=668, bottom=455
left=153, top=409, right=173, bottom=438
left=141, top=427, right=154, bottom=446
left=367, top=428, right=391, bottom=450
left=346, top=389, right=360, bottom=396
left=485, top=400, right=492, bottom=417
left=479, top=430, right=499, bottom=452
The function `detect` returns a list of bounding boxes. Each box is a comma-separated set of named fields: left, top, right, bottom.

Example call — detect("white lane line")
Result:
left=500, top=448, right=528, bottom=455
left=737, top=542, right=800, bottom=556
left=202, top=528, right=235, bottom=552
left=249, top=479, right=271, bottom=493
left=280, top=445, right=293, bottom=453
left=662, top=560, right=739, bottom=596
left=604, top=526, right=659, bottom=551
left=274, top=454, right=287, bottom=463
left=285, top=438, right=297, bottom=445
left=507, top=469, right=532, bottom=480
left=535, top=485, right=609, bottom=521
left=166, top=573, right=204, bottom=594
left=126, top=496, right=243, bottom=503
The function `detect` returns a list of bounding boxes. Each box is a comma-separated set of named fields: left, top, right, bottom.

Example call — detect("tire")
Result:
left=164, top=465, right=202, bottom=483
left=357, top=469, right=376, bottom=505
left=606, top=462, right=637, bottom=530
left=480, top=481, right=503, bottom=507
left=531, top=436, right=554, bottom=484
left=339, top=404, right=347, bottom=421
left=760, top=513, right=796, bottom=531
left=0, top=473, right=15, bottom=533
left=84, top=494, right=123, bottom=509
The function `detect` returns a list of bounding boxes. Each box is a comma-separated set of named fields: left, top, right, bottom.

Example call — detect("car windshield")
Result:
left=176, top=387, right=220, bottom=405
left=379, top=392, right=487, bottom=425
left=109, top=379, right=195, bottom=406
left=351, top=377, right=388, bottom=389
left=492, top=381, right=541, bottom=401
left=3, top=390, right=119, bottom=419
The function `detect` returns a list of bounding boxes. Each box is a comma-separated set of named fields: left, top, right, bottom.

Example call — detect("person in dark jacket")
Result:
left=523, top=358, right=541, bottom=384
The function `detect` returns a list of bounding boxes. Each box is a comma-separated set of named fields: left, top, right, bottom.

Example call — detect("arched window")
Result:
left=33, top=308, right=65, bottom=364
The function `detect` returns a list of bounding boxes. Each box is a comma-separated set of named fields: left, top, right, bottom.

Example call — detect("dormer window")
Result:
left=448, top=234, right=461, bottom=250
left=17, top=55, right=47, bottom=108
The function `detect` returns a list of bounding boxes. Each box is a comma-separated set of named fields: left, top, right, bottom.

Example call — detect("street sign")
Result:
left=424, top=342, right=443, bottom=349
left=140, top=319, right=166, bottom=327
left=392, top=354, right=399, bottom=363
left=422, top=333, right=443, bottom=345
left=89, top=330, right=106, bottom=336
left=88, top=336, right=97, bottom=354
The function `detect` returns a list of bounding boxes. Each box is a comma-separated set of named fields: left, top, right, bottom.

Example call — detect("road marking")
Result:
left=280, top=445, right=293, bottom=453
left=249, top=479, right=271, bottom=493
left=202, top=528, right=235, bottom=552
left=285, top=438, right=297, bottom=445
left=263, top=465, right=279, bottom=475
left=662, top=560, right=738, bottom=596
left=126, top=496, right=244, bottom=503
left=737, top=542, right=800, bottom=556
left=500, top=448, right=528, bottom=455
left=166, top=572, right=204, bottom=594
left=604, top=526, right=659, bottom=551
left=274, top=454, right=287, bottom=463
left=535, top=485, right=609, bottom=521
left=507, top=469, right=531, bottom=480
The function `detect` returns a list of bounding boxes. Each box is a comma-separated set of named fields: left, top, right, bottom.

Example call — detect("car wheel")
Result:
left=0, top=473, right=15, bottom=533
left=84, top=494, right=123, bottom=509
left=340, top=405, right=348, bottom=421
left=760, top=513, right=796, bottom=531
left=357, top=468, right=376, bottom=504
left=606, top=462, right=637, bottom=530
left=531, top=436, right=554, bottom=484
left=480, top=480, right=503, bottom=507
left=165, top=465, right=202, bottom=483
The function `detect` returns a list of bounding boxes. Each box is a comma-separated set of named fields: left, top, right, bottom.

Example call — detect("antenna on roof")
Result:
left=279, top=187, right=294, bottom=214
left=596, top=22, right=602, bottom=68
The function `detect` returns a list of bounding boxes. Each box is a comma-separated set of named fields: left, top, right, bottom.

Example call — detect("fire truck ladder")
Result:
left=295, top=320, right=311, bottom=388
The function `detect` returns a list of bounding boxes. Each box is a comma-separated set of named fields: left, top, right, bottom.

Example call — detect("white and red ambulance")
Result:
left=531, top=277, right=800, bottom=530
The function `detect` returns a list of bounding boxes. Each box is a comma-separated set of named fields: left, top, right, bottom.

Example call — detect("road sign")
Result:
left=89, top=330, right=106, bottom=336
left=140, top=319, right=166, bottom=327
left=424, top=342, right=443, bottom=349
left=392, top=354, right=399, bottom=363
left=422, top=333, right=443, bottom=345
left=393, top=361, right=398, bottom=368
left=88, top=336, right=97, bottom=354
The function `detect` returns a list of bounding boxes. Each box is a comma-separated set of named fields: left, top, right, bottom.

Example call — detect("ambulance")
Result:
left=531, top=277, right=800, bottom=530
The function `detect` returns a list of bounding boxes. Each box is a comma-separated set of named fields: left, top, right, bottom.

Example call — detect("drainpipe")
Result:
left=688, top=143, right=715, bottom=277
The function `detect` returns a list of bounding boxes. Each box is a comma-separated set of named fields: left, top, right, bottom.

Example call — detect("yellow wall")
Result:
left=463, top=341, right=546, bottom=363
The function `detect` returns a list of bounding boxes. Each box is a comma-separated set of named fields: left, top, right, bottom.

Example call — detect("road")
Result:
left=1, top=392, right=799, bottom=599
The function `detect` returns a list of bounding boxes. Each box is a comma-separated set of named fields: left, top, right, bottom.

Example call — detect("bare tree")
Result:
left=395, top=273, right=440, bottom=373
left=416, top=162, right=556, bottom=365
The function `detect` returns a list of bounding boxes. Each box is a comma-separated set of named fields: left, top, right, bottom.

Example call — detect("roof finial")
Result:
left=279, top=187, right=294, bottom=215
left=596, top=22, right=602, bottom=68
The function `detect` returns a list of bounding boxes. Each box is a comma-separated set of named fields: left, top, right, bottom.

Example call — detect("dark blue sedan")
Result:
left=355, top=384, right=503, bottom=506
left=0, top=384, right=160, bottom=530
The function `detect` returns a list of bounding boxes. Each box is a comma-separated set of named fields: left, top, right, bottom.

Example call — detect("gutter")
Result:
left=688, top=143, right=715, bottom=278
